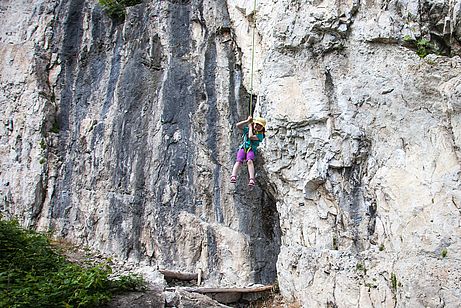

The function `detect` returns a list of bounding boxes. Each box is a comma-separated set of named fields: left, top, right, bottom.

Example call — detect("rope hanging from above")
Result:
left=249, top=0, right=257, bottom=116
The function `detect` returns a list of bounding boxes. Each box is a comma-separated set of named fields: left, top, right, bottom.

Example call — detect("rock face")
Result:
left=1, top=0, right=281, bottom=290
left=1, top=0, right=461, bottom=307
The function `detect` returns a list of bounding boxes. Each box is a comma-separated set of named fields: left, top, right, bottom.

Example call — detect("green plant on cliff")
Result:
left=50, top=120, right=60, bottom=134
left=39, top=139, right=47, bottom=150
left=390, top=272, right=402, bottom=291
left=356, top=262, right=367, bottom=275
left=0, top=218, right=146, bottom=308
left=415, top=38, right=434, bottom=58
left=98, top=0, right=142, bottom=20
left=390, top=272, right=397, bottom=290
left=441, top=248, right=448, bottom=258
left=403, top=35, right=439, bottom=58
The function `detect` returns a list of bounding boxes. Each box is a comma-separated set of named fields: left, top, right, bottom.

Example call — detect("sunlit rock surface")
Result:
left=1, top=0, right=461, bottom=306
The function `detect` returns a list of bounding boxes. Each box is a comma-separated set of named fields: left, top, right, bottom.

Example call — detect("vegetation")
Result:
left=365, top=282, right=378, bottom=289
left=390, top=272, right=398, bottom=291
left=51, top=120, right=60, bottom=134
left=356, top=262, right=366, bottom=274
left=403, top=35, right=439, bottom=58
left=39, top=139, right=47, bottom=150
left=332, top=236, right=338, bottom=250
left=415, top=38, right=436, bottom=58
left=441, top=248, right=448, bottom=258
left=98, top=0, right=142, bottom=20
left=0, top=218, right=146, bottom=308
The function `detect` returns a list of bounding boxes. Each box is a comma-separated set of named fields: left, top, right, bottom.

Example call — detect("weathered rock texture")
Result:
left=1, top=0, right=461, bottom=307
left=1, top=0, right=280, bottom=290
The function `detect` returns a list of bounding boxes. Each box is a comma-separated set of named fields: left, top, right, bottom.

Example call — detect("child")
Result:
left=230, top=115, right=266, bottom=187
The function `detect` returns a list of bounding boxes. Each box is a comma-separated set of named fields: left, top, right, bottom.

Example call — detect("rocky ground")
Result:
left=55, top=239, right=288, bottom=307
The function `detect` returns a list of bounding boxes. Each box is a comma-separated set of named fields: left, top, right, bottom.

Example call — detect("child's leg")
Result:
left=246, top=150, right=256, bottom=180
left=247, top=159, right=255, bottom=179
left=231, top=161, right=242, bottom=178
left=231, top=149, right=246, bottom=177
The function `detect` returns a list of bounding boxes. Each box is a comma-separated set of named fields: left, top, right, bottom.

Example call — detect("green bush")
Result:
left=403, top=35, right=439, bottom=58
left=415, top=38, right=434, bottom=58
left=99, top=0, right=142, bottom=20
left=0, top=219, right=146, bottom=308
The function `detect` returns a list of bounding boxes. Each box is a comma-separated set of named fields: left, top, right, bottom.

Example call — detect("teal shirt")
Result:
left=240, top=126, right=264, bottom=154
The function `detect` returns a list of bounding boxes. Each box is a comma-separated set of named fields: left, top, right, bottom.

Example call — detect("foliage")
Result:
left=98, top=0, right=142, bottom=20
left=332, top=236, right=338, bottom=250
left=390, top=272, right=398, bottom=291
left=111, top=273, right=147, bottom=292
left=441, top=248, right=448, bottom=258
left=0, top=219, right=146, bottom=308
left=403, top=35, right=439, bottom=58
left=356, top=262, right=366, bottom=275
left=39, top=139, right=47, bottom=150
left=365, top=282, right=378, bottom=289
left=51, top=120, right=60, bottom=134
left=415, top=38, right=434, bottom=58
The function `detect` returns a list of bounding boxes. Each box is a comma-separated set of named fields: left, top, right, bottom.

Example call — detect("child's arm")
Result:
left=236, top=116, right=253, bottom=129
left=249, top=133, right=263, bottom=141
left=248, top=125, right=261, bottom=140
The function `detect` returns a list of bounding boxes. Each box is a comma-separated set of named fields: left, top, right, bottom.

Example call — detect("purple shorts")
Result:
left=236, top=148, right=255, bottom=162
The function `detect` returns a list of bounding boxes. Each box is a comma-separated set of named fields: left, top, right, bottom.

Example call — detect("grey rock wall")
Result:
left=1, top=0, right=461, bottom=307
left=0, top=0, right=280, bottom=289
left=236, top=0, right=461, bottom=306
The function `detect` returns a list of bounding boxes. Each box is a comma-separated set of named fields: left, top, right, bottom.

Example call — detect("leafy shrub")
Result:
left=98, top=0, right=142, bottom=20
left=415, top=38, right=435, bottom=58
left=0, top=219, right=146, bottom=308
left=110, top=273, right=147, bottom=292
left=403, top=35, right=439, bottom=58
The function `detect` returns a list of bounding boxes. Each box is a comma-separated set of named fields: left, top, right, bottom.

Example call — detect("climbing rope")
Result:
left=248, top=0, right=257, bottom=116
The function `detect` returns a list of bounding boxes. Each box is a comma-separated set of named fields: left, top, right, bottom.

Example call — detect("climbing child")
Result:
left=230, top=115, right=266, bottom=188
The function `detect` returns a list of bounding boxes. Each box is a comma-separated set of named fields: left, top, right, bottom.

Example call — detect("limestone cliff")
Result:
left=1, top=0, right=461, bottom=306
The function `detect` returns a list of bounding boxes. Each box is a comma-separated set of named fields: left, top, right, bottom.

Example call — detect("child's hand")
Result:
left=247, top=116, right=253, bottom=123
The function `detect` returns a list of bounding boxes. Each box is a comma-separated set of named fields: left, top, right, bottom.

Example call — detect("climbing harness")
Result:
left=240, top=131, right=252, bottom=153
left=239, top=122, right=266, bottom=154
left=248, top=0, right=257, bottom=116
